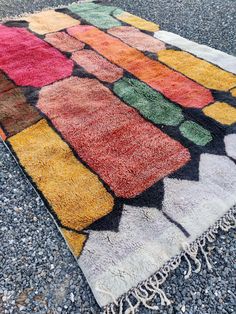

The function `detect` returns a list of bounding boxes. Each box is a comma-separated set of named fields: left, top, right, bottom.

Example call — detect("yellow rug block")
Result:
left=231, top=87, right=236, bottom=97
left=116, top=12, right=159, bottom=32
left=9, top=119, right=114, bottom=231
left=61, top=228, right=87, bottom=257
left=24, top=10, right=80, bottom=34
left=203, top=102, right=236, bottom=125
left=158, top=50, right=236, bottom=91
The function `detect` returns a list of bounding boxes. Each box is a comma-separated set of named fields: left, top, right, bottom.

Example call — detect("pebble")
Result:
left=70, top=292, right=75, bottom=303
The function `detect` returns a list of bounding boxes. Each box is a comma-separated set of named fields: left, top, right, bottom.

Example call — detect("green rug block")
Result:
left=113, top=77, right=184, bottom=126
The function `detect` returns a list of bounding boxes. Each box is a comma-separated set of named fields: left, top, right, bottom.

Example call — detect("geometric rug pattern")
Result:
left=0, top=1, right=236, bottom=311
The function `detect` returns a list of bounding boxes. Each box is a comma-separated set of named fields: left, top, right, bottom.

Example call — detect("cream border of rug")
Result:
left=0, top=2, right=236, bottom=313
left=102, top=206, right=236, bottom=313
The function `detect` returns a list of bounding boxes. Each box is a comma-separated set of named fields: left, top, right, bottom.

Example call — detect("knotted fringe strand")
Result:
left=0, top=0, right=90, bottom=22
left=103, top=206, right=236, bottom=314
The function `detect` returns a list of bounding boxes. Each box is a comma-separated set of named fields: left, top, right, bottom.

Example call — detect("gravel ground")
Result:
left=0, top=0, right=236, bottom=313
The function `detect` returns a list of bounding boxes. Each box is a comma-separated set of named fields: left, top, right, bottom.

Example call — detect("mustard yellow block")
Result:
left=158, top=50, right=236, bottom=91
left=231, top=88, right=236, bottom=97
left=9, top=119, right=114, bottom=231
left=24, top=10, right=80, bottom=35
left=61, top=228, right=87, bottom=257
left=203, top=102, right=236, bottom=125
left=115, top=12, right=159, bottom=32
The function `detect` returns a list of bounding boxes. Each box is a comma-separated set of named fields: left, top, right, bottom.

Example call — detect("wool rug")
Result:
left=0, top=1, right=236, bottom=312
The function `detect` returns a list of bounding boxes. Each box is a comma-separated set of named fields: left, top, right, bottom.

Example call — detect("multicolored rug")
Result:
left=1, top=1, right=236, bottom=312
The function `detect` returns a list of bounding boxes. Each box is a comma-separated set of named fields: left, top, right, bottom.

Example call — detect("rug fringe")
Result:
left=0, top=0, right=90, bottom=23
left=103, top=205, right=236, bottom=313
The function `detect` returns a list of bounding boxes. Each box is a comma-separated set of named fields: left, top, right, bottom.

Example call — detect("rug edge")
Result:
left=102, top=204, right=236, bottom=313
left=0, top=137, right=83, bottom=264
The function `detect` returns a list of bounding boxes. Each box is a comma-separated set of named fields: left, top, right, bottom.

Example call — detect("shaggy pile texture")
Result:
left=0, top=1, right=236, bottom=312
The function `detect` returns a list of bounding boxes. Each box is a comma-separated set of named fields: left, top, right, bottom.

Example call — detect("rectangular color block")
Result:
left=67, top=25, right=213, bottom=108
left=158, top=50, right=236, bottom=91
left=24, top=10, right=80, bottom=35
left=0, top=72, right=41, bottom=138
left=72, top=49, right=123, bottom=83
left=154, top=31, right=236, bottom=74
left=37, top=77, right=190, bottom=198
left=203, top=102, right=236, bottom=125
left=9, top=119, right=114, bottom=231
left=114, top=11, right=160, bottom=32
left=0, top=25, right=73, bottom=87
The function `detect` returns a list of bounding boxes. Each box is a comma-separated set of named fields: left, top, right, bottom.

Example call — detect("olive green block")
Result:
left=113, top=77, right=184, bottom=126
left=68, top=3, right=122, bottom=29
left=180, top=121, right=212, bottom=146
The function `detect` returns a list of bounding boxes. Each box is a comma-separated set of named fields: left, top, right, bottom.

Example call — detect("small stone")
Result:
left=2, top=295, right=7, bottom=302
left=70, top=292, right=75, bottom=303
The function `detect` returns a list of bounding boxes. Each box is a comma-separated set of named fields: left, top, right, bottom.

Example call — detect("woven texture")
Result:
left=0, top=1, right=236, bottom=311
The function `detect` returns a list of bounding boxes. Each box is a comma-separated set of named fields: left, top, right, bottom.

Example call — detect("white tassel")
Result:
left=183, top=253, right=192, bottom=279
left=193, top=256, right=201, bottom=273
left=119, top=297, right=124, bottom=314
left=136, top=285, right=153, bottom=301
left=140, top=298, right=159, bottom=310
left=96, top=286, right=118, bottom=306
left=101, top=207, right=236, bottom=313
left=199, top=243, right=212, bottom=271
left=170, top=256, right=181, bottom=270
left=124, top=295, right=135, bottom=314
left=110, top=303, right=116, bottom=314
left=182, top=242, right=201, bottom=273
left=104, top=305, right=110, bottom=314
left=206, top=232, right=216, bottom=242
left=137, top=285, right=149, bottom=299
left=148, top=276, right=171, bottom=306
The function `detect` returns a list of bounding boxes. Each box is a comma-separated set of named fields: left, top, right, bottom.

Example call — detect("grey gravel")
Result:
left=0, top=0, right=236, bottom=313
left=0, top=0, right=82, bottom=19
